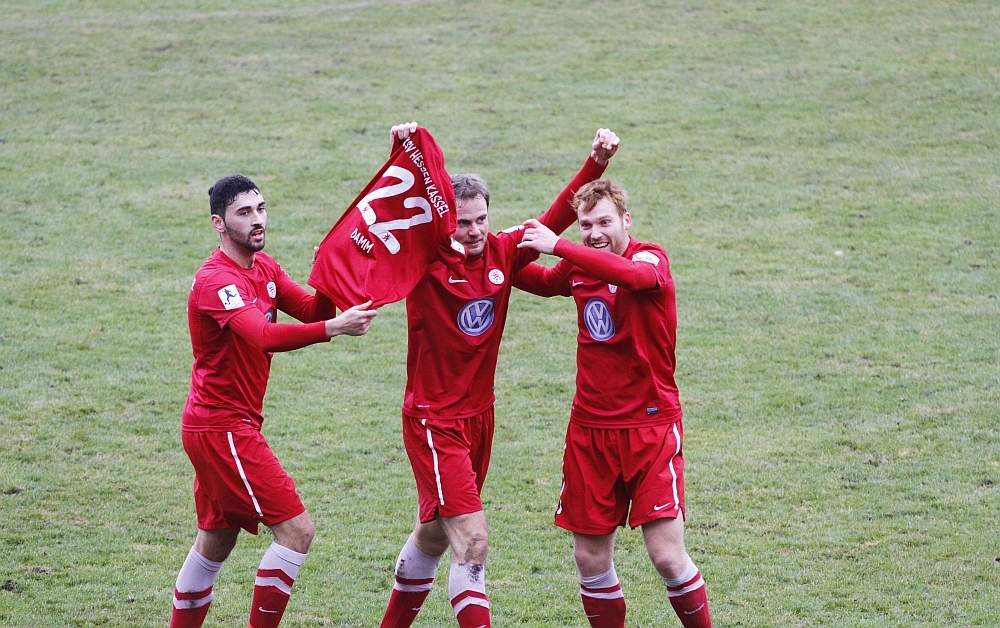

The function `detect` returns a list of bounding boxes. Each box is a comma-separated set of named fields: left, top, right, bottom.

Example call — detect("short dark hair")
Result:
left=208, top=174, right=259, bottom=220
left=451, top=173, right=490, bottom=208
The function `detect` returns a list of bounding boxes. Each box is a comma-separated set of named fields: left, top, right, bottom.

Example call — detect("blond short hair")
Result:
left=573, top=179, right=628, bottom=217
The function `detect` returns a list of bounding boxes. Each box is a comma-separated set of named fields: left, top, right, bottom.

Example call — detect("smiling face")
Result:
left=578, top=197, right=631, bottom=257
left=454, top=195, right=489, bottom=259
left=215, top=189, right=267, bottom=253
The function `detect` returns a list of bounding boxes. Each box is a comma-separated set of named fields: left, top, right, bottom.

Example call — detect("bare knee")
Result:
left=573, top=534, right=615, bottom=577
left=649, top=546, right=689, bottom=580
left=461, top=529, right=488, bottom=564
left=193, top=528, right=240, bottom=563
left=271, top=512, right=315, bottom=554
left=412, top=521, right=450, bottom=557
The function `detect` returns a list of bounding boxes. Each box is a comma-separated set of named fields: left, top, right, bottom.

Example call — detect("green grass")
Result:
left=2, top=1, right=998, bottom=626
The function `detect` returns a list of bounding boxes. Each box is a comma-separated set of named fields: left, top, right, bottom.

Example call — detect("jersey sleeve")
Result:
left=513, top=260, right=573, bottom=297
left=274, top=265, right=335, bottom=323
left=536, top=155, right=608, bottom=235
left=227, top=307, right=329, bottom=353
left=195, top=270, right=256, bottom=329
left=509, top=155, right=608, bottom=272
left=552, top=240, right=663, bottom=291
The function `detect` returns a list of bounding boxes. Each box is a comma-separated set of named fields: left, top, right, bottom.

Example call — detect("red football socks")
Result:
left=169, top=548, right=223, bottom=628
left=379, top=536, right=440, bottom=628
left=449, top=562, right=490, bottom=628
left=247, top=543, right=305, bottom=628
left=663, top=557, right=712, bottom=628
left=579, top=566, right=626, bottom=628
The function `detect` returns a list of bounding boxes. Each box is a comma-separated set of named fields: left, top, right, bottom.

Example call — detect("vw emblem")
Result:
left=583, top=298, right=615, bottom=341
left=457, top=298, right=496, bottom=336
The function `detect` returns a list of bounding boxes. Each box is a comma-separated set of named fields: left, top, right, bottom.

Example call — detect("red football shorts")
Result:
left=555, top=421, right=685, bottom=535
left=402, top=407, right=495, bottom=523
left=182, top=429, right=306, bottom=534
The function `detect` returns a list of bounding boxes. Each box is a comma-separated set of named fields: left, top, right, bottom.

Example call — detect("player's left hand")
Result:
left=516, top=219, right=560, bottom=255
left=591, top=128, right=620, bottom=165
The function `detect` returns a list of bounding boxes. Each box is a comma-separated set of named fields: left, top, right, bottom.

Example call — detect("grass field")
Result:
left=2, top=1, right=998, bottom=626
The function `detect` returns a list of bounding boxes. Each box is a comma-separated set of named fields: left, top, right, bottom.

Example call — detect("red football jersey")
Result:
left=183, top=249, right=325, bottom=432
left=309, top=127, right=463, bottom=311
left=402, top=156, right=607, bottom=419
left=514, top=237, right=682, bottom=428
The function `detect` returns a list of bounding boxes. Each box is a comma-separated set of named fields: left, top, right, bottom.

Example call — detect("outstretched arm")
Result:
left=228, top=301, right=378, bottom=352
left=517, top=220, right=658, bottom=291
left=535, top=128, right=620, bottom=236
left=513, top=261, right=572, bottom=298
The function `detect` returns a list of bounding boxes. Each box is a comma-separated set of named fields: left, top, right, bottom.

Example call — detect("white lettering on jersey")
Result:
left=350, top=227, right=375, bottom=254
left=266, top=281, right=277, bottom=298
left=631, top=251, right=659, bottom=265
left=488, top=269, right=505, bottom=285
left=218, top=284, right=245, bottom=310
left=355, top=165, right=433, bottom=255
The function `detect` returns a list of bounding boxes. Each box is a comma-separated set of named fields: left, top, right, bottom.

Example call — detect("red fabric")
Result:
left=452, top=592, right=491, bottom=628
left=667, top=579, right=712, bottom=628
left=309, top=127, right=464, bottom=310
left=183, top=249, right=330, bottom=432
left=248, top=576, right=293, bottom=628
left=581, top=590, right=626, bottom=628
left=227, top=309, right=327, bottom=353
left=555, top=422, right=685, bottom=534
left=553, top=239, right=659, bottom=290
left=402, top=407, right=495, bottom=523
left=379, top=586, right=432, bottom=628
left=402, top=156, right=606, bottom=419
left=513, top=237, right=681, bottom=428
left=169, top=589, right=212, bottom=628
left=183, top=430, right=305, bottom=534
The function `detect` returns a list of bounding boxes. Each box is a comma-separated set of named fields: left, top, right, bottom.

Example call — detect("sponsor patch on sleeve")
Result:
left=217, top=284, right=246, bottom=310
left=631, top=251, right=660, bottom=265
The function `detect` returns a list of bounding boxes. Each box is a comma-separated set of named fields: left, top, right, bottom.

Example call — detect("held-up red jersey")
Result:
left=183, top=248, right=332, bottom=433
left=402, top=156, right=607, bottom=419
left=513, top=237, right=682, bottom=428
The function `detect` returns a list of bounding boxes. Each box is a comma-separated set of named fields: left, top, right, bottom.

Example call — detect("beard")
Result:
left=227, top=224, right=265, bottom=252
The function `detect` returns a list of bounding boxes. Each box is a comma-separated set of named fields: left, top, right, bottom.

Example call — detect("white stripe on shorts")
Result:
left=227, top=431, right=263, bottom=518
left=669, top=423, right=681, bottom=510
left=422, top=419, right=445, bottom=506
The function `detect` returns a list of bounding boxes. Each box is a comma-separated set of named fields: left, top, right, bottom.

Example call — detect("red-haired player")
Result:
left=514, top=179, right=712, bottom=628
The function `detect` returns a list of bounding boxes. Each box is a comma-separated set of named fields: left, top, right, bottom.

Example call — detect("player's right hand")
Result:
left=326, top=300, right=378, bottom=337
left=390, top=121, right=418, bottom=147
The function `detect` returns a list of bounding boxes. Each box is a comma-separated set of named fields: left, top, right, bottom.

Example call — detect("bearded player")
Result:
left=513, top=179, right=712, bottom=628
left=169, top=175, right=377, bottom=628
left=378, top=124, right=619, bottom=628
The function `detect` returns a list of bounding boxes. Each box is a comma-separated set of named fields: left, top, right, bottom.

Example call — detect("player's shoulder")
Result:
left=253, top=251, right=283, bottom=274
left=192, top=250, right=247, bottom=299
left=627, top=239, right=668, bottom=266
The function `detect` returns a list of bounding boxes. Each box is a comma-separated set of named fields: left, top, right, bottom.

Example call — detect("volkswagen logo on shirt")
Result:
left=457, top=298, right=496, bottom=336
left=583, top=298, right=615, bottom=341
